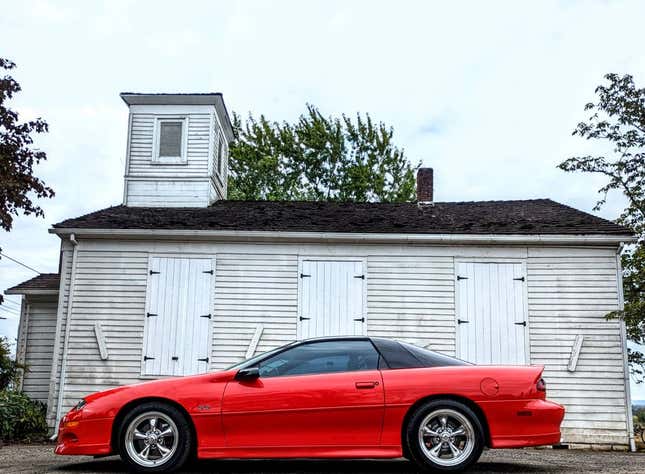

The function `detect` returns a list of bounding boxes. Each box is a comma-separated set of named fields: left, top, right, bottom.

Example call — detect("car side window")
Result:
left=257, top=340, right=379, bottom=378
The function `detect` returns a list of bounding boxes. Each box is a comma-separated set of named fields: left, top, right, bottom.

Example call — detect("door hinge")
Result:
left=146, top=312, right=158, bottom=318
left=354, top=274, right=365, bottom=280
left=354, top=317, right=365, bottom=322
left=515, top=321, right=527, bottom=326
left=198, top=357, right=209, bottom=363
left=143, top=355, right=155, bottom=361
left=457, top=275, right=469, bottom=280
left=171, top=356, right=179, bottom=361
left=300, top=273, right=311, bottom=278
left=299, top=316, right=311, bottom=321
left=200, top=314, right=212, bottom=319
left=457, top=319, right=469, bottom=324
left=513, top=276, right=525, bottom=282
left=149, top=270, right=160, bottom=275
left=203, top=269, right=214, bottom=275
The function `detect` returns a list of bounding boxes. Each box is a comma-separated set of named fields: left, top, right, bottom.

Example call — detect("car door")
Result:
left=221, top=339, right=385, bottom=448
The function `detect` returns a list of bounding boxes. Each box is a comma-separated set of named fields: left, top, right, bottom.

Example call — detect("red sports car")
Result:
left=55, top=337, right=564, bottom=472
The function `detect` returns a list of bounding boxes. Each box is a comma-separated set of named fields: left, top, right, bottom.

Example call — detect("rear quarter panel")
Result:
left=380, top=365, right=560, bottom=447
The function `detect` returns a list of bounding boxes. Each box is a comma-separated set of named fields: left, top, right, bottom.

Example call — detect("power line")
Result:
left=0, top=252, right=41, bottom=275
left=2, top=299, right=21, bottom=309
left=0, top=306, right=19, bottom=315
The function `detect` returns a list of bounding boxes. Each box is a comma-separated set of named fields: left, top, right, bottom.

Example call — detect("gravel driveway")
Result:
left=0, top=444, right=644, bottom=474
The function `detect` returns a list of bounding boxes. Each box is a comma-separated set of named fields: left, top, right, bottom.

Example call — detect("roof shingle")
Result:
left=52, top=199, right=632, bottom=236
left=6, top=273, right=60, bottom=294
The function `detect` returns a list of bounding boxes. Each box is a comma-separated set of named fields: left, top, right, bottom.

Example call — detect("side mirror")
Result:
left=235, top=367, right=260, bottom=380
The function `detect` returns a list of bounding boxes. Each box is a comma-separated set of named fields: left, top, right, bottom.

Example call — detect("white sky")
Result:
left=1, top=0, right=644, bottom=398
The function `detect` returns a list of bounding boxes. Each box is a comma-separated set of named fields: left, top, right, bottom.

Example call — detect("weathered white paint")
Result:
left=142, top=256, right=213, bottom=376
left=50, top=227, right=634, bottom=246
left=455, top=262, right=528, bottom=365
left=54, top=233, right=78, bottom=431
left=616, top=249, right=636, bottom=451
left=567, top=335, right=584, bottom=372
left=527, top=247, right=628, bottom=446
left=122, top=103, right=230, bottom=207
left=41, top=239, right=631, bottom=447
left=367, top=255, right=455, bottom=353
left=297, top=259, right=366, bottom=339
left=14, top=296, right=58, bottom=403
left=125, top=179, right=213, bottom=207
left=94, top=322, right=109, bottom=361
left=245, top=324, right=264, bottom=359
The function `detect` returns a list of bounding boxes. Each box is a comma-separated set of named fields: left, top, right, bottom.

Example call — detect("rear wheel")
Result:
left=118, top=402, right=192, bottom=473
left=405, top=400, right=484, bottom=472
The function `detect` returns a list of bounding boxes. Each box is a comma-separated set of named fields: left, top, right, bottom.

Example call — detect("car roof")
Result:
left=296, top=336, right=372, bottom=344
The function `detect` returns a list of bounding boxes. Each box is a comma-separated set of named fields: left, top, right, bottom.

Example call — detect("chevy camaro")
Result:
left=55, top=337, right=565, bottom=472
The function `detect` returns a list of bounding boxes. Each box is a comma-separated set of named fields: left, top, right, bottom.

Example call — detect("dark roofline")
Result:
left=48, top=199, right=634, bottom=245
left=119, top=92, right=223, bottom=105
left=5, top=273, right=60, bottom=295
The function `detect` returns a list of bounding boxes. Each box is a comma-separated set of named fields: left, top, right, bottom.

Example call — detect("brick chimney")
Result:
left=417, top=167, right=433, bottom=203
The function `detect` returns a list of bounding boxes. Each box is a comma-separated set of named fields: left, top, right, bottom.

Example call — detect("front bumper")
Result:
left=55, top=413, right=113, bottom=456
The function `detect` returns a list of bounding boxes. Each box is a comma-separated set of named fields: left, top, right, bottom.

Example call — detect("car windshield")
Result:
left=225, top=342, right=297, bottom=371
left=399, top=341, right=472, bottom=367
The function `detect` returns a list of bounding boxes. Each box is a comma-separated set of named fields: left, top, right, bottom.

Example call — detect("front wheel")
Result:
left=405, top=400, right=484, bottom=472
left=118, top=402, right=193, bottom=473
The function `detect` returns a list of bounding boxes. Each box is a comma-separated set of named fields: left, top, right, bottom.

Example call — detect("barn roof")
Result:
left=5, top=273, right=60, bottom=295
left=52, top=199, right=631, bottom=236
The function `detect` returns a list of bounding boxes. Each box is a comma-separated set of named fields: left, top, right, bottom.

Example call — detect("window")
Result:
left=216, top=133, right=224, bottom=175
left=153, top=118, right=186, bottom=163
left=256, top=340, right=379, bottom=378
left=399, top=341, right=472, bottom=367
left=370, top=338, right=471, bottom=369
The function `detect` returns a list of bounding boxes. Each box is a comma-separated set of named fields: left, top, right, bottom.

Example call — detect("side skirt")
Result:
left=198, top=446, right=403, bottom=459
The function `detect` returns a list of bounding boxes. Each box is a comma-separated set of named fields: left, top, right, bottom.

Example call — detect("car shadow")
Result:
left=55, top=457, right=562, bottom=473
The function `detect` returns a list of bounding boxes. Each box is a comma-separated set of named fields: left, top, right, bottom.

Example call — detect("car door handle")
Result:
left=355, top=381, right=379, bottom=389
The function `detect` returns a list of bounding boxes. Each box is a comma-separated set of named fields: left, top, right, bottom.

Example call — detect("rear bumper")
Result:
left=55, top=415, right=113, bottom=456
left=483, top=399, right=565, bottom=449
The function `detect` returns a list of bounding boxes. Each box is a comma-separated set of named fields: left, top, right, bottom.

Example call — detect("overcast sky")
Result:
left=1, top=0, right=644, bottom=398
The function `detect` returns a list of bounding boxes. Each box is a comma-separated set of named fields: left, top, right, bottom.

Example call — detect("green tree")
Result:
left=0, top=58, right=54, bottom=303
left=229, top=104, right=419, bottom=202
left=559, top=73, right=645, bottom=380
left=0, top=336, right=25, bottom=390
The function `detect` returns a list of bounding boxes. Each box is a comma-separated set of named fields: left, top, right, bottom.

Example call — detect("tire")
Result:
left=405, top=399, right=484, bottom=472
left=117, top=401, right=193, bottom=473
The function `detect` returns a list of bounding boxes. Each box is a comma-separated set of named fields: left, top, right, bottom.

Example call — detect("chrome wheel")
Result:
left=418, top=408, right=475, bottom=467
left=124, top=411, right=179, bottom=468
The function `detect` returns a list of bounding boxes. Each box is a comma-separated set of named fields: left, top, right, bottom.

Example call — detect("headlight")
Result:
left=72, top=399, right=87, bottom=411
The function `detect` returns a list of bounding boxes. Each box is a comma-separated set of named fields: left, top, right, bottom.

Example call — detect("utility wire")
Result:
left=0, top=305, right=19, bottom=314
left=0, top=252, right=41, bottom=275
left=2, top=299, right=21, bottom=309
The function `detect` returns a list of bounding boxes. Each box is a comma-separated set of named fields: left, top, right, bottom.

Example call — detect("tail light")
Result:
left=536, top=378, right=546, bottom=392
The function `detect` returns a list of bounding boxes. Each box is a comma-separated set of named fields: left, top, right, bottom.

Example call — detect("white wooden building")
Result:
left=5, top=93, right=636, bottom=450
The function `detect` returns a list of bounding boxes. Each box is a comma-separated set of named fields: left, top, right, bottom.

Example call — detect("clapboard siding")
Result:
left=127, top=114, right=210, bottom=177
left=18, top=297, right=58, bottom=403
left=51, top=248, right=148, bottom=420
left=212, top=254, right=298, bottom=368
left=125, top=179, right=212, bottom=207
left=124, top=110, right=227, bottom=206
left=526, top=247, right=628, bottom=445
left=46, top=245, right=73, bottom=426
left=367, top=256, right=455, bottom=354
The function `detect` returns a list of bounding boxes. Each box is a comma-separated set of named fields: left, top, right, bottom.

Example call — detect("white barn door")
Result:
left=142, top=256, right=213, bottom=376
left=298, top=260, right=366, bottom=339
left=456, top=262, right=528, bottom=365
